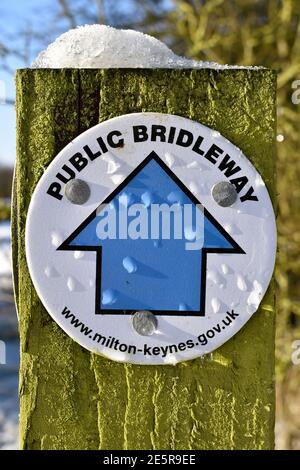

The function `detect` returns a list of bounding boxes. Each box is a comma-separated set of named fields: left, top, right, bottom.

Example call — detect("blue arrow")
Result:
left=58, top=151, right=244, bottom=315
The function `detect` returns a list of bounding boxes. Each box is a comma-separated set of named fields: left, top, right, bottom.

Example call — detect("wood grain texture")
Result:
left=13, top=68, right=276, bottom=450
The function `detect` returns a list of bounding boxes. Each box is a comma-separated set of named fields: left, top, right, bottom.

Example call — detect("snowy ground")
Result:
left=0, top=220, right=19, bottom=450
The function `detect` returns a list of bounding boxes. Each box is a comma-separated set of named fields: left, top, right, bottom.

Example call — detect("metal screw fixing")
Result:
left=65, top=179, right=91, bottom=205
left=212, top=181, right=237, bottom=207
left=132, top=311, right=157, bottom=336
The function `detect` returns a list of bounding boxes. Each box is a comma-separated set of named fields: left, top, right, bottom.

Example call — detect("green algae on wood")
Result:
left=13, top=68, right=276, bottom=450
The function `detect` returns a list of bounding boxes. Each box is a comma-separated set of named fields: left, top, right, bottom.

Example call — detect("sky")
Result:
left=0, top=0, right=53, bottom=167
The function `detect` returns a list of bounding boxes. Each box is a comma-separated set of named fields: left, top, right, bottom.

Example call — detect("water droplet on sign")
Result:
left=141, top=191, right=154, bottom=208
left=122, top=256, right=137, bottom=274
left=44, top=266, right=59, bottom=278
left=211, top=297, right=221, bottom=313
left=167, top=191, right=182, bottom=205
left=51, top=231, right=63, bottom=248
left=67, top=276, right=76, bottom=292
left=187, top=161, right=198, bottom=169
left=237, top=274, right=247, bottom=292
left=221, top=264, right=229, bottom=275
left=103, top=153, right=121, bottom=174
left=165, top=152, right=174, bottom=168
left=189, top=182, right=199, bottom=194
left=102, top=289, right=117, bottom=306
left=179, top=302, right=188, bottom=311
left=111, top=174, right=124, bottom=185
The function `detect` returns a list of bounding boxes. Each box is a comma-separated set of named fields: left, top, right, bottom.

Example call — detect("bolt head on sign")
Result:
left=26, top=113, right=276, bottom=365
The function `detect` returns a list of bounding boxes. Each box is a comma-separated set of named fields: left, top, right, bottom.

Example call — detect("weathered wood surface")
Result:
left=13, top=69, right=276, bottom=450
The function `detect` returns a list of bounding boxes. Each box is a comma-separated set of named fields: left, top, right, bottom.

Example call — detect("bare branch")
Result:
left=1, top=98, right=15, bottom=106
left=58, top=0, right=77, bottom=28
left=96, top=0, right=105, bottom=24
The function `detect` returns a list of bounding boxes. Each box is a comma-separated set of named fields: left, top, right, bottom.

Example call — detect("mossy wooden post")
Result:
left=13, top=68, right=276, bottom=450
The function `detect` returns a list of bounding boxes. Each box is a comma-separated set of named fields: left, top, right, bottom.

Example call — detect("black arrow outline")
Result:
left=58, top=151, right=245, bottom=316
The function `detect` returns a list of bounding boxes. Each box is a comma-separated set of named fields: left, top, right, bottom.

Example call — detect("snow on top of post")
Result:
left=32, top=25, right=261, bottom=69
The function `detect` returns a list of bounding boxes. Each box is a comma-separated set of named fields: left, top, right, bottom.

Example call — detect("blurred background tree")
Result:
left=0, top=166, right=12, bottom=219
left=0, top=0, right=299, bottom=448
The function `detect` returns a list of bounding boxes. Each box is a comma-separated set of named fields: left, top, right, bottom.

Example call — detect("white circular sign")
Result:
left=26, top=113, right=276, bottom=365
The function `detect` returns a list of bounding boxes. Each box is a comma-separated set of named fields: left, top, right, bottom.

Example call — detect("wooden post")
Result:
left=13, top=69, right=276, bottom=450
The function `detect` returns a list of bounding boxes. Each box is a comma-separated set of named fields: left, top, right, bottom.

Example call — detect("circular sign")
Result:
left=26, top=113, right=276, bottom=365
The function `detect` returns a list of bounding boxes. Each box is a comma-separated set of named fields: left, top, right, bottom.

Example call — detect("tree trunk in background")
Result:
left=13, top=69, right=276, bottom=450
